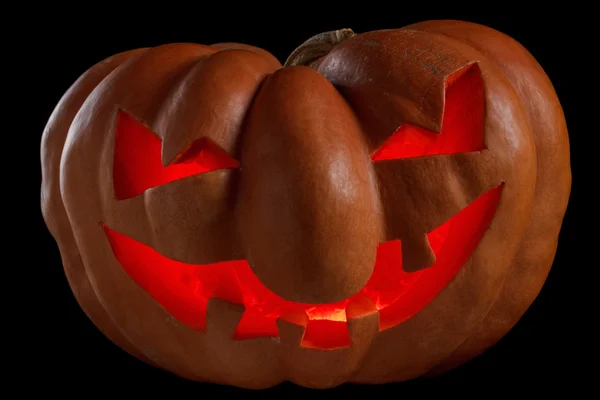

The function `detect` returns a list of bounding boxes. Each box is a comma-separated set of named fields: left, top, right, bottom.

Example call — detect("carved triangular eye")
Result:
left=371, top=63, right=485, bottom=161
left=113, top=110, right=239, bottom=200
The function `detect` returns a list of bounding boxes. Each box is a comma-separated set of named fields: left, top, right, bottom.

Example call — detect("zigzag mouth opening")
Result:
left=101, top=183, right=502, bottom=350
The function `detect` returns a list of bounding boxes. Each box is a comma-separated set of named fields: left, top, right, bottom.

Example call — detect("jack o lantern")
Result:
left=41, top=20, right=571, bottom=388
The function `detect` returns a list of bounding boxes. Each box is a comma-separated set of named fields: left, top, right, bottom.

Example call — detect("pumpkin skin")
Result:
left=40, top=19, right=570, bottom=389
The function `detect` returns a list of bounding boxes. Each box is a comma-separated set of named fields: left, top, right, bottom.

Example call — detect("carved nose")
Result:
left=236, top=67, right=385, bottom=304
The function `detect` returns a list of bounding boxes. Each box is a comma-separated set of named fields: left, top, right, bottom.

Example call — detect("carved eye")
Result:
left=113, top=110, right=239, bottom=200
left=371, top=63, right=485, bottom=161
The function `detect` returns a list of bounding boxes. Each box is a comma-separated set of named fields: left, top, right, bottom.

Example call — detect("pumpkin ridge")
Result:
left=405, top=20, right=570, bottom=377
left=404, top=25, right=541, bottom=375
left=43, top=48, right=159, bottom=367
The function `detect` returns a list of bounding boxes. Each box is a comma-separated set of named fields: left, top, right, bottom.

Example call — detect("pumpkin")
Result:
left=40, top=20, right=571, bottom=388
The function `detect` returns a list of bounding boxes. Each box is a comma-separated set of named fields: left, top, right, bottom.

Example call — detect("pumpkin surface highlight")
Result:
left=40, top=20, right=570, bottom=388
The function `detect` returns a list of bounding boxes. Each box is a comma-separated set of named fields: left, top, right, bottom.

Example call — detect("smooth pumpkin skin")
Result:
left=402, top=20, right=571, bottom=377
left=40, top=20, right=570, bottom=388
left=40, top=48, right=157, bottom=368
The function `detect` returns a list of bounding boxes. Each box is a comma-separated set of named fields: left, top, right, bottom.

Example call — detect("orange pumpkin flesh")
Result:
left=40, top=20, right=570, bottom=388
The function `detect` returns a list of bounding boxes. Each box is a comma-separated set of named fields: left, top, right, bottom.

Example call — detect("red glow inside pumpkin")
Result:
left=102, top=184, right=500, bottom=349
left=103, top=62, right=501, bottom=349
left=371, top=62, right=484, bottom=160
left=113, top=111, right=239, bottom=200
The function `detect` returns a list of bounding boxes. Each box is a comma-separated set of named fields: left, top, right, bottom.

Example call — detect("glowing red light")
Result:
left=102, top=185, right=500, bottom=350
left=113, top=110, right=239, bottom=200
left=371, top=63, right=484, bottom=160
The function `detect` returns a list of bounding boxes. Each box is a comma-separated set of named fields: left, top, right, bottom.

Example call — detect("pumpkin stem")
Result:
left=284, top=28, right=356, bottom=68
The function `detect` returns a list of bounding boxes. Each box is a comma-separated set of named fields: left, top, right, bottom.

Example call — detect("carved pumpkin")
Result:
left=40, top=20, right=570, bottom=388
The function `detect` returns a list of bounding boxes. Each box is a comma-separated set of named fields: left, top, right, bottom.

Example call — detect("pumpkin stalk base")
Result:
left=284, top=28, right=356, bottom=68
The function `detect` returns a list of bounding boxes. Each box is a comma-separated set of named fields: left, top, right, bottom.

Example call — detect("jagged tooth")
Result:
left=233, top=310, right=279, bottom=340
left=346, top=311, right=380, bottom=352
left=276, top=316, right=305, bottom=347
left=205, top=298, right=245, bottom=338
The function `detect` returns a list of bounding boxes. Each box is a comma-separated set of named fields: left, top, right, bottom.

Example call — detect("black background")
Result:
left=27, top=9, right=584, bottom=397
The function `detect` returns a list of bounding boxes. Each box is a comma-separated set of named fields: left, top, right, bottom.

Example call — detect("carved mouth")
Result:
left=101, top=184, right=501, bottom=350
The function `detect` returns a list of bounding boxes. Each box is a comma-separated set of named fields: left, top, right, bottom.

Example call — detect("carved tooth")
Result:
left=205, top=298, right=244, bottom=338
